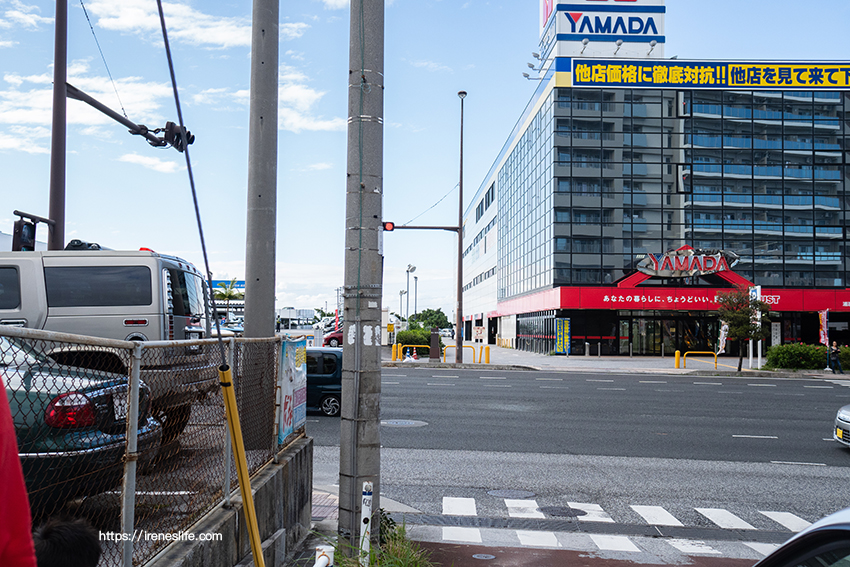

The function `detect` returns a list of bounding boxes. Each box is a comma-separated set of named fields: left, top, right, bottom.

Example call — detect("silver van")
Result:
left=0, top=248, right=217, bottom=447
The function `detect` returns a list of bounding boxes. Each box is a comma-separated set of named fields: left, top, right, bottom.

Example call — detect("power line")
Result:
left=79, top=0, right=128, bottom=119
left=403, top=183, right=458, bottom=226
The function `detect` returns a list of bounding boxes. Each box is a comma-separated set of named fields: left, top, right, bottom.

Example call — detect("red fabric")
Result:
left=0, top=377, right=37, bottom=567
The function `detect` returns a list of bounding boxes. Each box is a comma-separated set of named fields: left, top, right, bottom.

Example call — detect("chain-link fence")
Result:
left=0, top=325, right=306, bottom=567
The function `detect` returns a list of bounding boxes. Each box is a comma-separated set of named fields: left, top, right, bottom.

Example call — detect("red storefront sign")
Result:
left=488, top=286, right=850, bottom=319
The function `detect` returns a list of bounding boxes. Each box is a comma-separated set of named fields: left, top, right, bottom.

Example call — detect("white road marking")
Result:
left=771, top=461, right=826, bottom=466
left=640, top=380, right=667, bottom=384
left=537, top=378, right=564, bottom=381
left=484, top=385, right=511, bottom=388
left=505, top=499, right=545, bottom=518
left=630, top=505, right=683, bottom=526
left=759, top=511, right=812, bottom=532
left=804, top=385, right=833, bottom=389
left=587, top=379, right=614, bottom=383
left=442, top=527, right=481, bottom=543
left=426, top=383, right=456, bottom=386
left=432, top=375, right=458, bottom=378
left=733, top=435, right=778, bottom=439
left=567, top=502, right=614, bottom=523
left=694, top=382, right=722, bottom=385
left=748, top=383, right=777, bottom=387
left=383, top=374, right=407, bottom=377
left=598, top=388, right=627, bottom=391
left=481, top=376, right=506, bottom=380
left=695, top=508, right=756, bottom=530
left=589, top=535, right=640, bottom=552
left=442, top=497, right=477, bottom=516
left=744, top=542, right=781, bottom=556
left=516, top=530, right=560, bottom=547
left=667, top=539, right=721, bottom=555
left=383, top=381, right=400, bottom=385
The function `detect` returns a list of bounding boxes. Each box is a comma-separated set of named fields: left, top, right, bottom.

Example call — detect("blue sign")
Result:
left=211, top=279, right=246, bottom=290
left=555, top=319, right=571, bottom=354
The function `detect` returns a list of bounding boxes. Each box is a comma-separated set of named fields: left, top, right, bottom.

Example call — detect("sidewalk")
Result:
left=384, top=343, right=843, bottom=378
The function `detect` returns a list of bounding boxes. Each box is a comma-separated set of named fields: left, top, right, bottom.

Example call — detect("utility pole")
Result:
left=243, top=0, right=278, bottom=339
left=339, top=0, right=384, bottom=553
left=47, top=0, right=67, bottom=251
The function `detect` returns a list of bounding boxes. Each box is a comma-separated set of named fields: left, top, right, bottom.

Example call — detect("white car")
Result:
left=835, top=405, right=850, bottom=448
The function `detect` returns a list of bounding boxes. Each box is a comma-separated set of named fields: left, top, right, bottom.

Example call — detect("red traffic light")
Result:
left=382, top=221, right=395, bottom=231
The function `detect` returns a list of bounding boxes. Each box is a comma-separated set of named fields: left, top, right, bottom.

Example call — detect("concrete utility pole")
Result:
left=47, top=0, right=67, bottom=251
left=339, top=0, right=384, bottom=552
left=243, top=0, right=278, bottom=339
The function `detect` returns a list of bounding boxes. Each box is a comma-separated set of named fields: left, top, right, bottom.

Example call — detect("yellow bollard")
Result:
left=219, top=365, right=265, bottom=567
left=675, top=350, right=681, bottom=369
left=485, top=346, right=490, bottom=364
left=391, top=343, right=397, bottom=361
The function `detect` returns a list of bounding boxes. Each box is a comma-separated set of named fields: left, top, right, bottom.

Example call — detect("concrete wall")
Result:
left=146, top=437, right=313, bottom=567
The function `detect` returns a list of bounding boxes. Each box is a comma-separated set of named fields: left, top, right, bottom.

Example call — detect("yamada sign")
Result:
left=637, top=247, right=740, bottom=278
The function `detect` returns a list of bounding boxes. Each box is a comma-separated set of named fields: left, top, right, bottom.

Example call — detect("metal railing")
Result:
left=0, top=325, right=300, bottom=567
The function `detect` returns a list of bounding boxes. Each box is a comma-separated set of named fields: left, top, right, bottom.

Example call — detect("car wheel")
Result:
left=320, top=395, right=341, bottom=417
left=329, top=338, right=340, bottom=347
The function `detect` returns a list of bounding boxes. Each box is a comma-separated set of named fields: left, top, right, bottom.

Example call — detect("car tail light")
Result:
left=45, top=393, right=96, bottom=428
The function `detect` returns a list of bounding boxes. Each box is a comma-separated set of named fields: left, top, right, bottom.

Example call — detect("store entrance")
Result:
left=619, top=315, right=718, bottom=355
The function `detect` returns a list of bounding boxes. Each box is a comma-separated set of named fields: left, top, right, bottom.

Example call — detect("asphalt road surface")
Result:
left=308, top=368, right=850, bottom=562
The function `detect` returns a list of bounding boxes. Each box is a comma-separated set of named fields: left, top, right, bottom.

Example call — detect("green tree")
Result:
left=409, top=308, right=450, bottom=330
left=313, top=307, right=333, bottom=323
left=716, top=285, right=771, bottom=372
left=213, top=278, right=244, bottom=321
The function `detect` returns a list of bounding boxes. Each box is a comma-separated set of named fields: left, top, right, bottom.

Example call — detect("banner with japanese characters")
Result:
left=819, top=310, right=829, bottom=346
left=276, top=338, right=307, bottom=445
left=555, top=319, right=570, bottom=354
left=571, top=59, right=850, bottom=89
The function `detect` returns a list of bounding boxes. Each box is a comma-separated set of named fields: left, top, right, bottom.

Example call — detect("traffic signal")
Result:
left=382, top=221, right=395, bottom=231
left=12, top=219, right=36, bottom=251
left=164, top=121, right=195, bottom=153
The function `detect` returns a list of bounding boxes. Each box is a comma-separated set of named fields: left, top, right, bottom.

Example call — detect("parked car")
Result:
left=323, top=330, right=343, bottom=348
left=2, top=334, right=162, bottom=511
left=0, top=247, right=218, bottom=450
left=834, top=405, right=850, bottom=448
left=754, top=506, right=850, bottom=567
left=305, top=347, right=341, bottom=416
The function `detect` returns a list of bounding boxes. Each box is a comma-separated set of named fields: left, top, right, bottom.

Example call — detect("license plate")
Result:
left=838, top=428, right=844, bottom=440
left=114, top=393, right=128, bottom=421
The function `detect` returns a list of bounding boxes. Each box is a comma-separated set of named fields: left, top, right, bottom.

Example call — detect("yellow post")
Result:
left=391, top=343, right=397, bottom=361
left=485, top=346, right=490, bottom=364
left=675, top=350, right=681, bottom=369
left=219, top=365, right=265, bottom=567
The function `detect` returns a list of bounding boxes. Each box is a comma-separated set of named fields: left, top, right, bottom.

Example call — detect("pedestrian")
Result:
left=831, top=341, right=844, bottom=374
left=0, top=375, right=37, bottom=567
left=33, top=517, right=101, bottom=567
left=276, top=317, right=281, bottom=333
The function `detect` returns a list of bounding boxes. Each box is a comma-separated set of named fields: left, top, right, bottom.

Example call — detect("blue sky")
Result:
left=1, top=0, right=849, bottom=318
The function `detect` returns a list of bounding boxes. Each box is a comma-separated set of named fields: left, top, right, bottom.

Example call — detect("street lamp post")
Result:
left=406, top=264, right=416, bottom=321
left=414, top=275, right=418, bottom=318
left=456, top=91, right=466, bottom=363
left=399, top=290, right=406, bottom=324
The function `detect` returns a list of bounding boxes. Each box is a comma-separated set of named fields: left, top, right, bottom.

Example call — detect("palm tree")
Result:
left=213, top=278, right=244, bottom=322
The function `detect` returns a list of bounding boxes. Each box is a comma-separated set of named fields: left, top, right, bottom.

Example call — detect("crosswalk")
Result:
left=407, top=497, right=814, bottom=559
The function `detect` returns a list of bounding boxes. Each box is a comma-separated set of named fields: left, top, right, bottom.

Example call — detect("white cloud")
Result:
left=303, top=162, right=333, bottom=171
left=0, top=128, right=49, bottom=154
left=410, top=60, right=453, bottom=73
left=118, top=152, right=181, bottom=173
left=0, top=60, right=172, bottom=133
left=84, top=1, right=308, bottom=49
left=4, top=1, right=51, bottom=29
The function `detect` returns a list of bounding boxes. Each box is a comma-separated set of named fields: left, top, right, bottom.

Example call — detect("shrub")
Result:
left=765, top=343, right=850, bottom=370
left=395, top=330, right=443, bottom=356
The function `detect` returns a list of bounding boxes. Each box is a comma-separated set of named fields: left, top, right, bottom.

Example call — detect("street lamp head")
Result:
left=458, top=90, right=467, bottom=99
left=407, top=264, right=416, bottom=273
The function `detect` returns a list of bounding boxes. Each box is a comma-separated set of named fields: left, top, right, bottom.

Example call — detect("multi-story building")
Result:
left=461, top=0, right=850, bottom=355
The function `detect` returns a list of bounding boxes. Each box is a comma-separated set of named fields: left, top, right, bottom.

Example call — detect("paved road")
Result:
left=300, top=348, right=850, bottom=566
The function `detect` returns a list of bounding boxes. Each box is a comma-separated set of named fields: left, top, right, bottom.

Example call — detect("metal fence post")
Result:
left=223, top=338, right=234, bottom=507
left=122, top=342, right=143, bottom=567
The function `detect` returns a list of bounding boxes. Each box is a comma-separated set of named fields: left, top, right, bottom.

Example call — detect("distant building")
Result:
left=462, top=0, right=850, bottom=355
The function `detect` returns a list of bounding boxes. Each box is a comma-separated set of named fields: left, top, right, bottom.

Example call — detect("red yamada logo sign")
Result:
left=637, top=246, right=740, bottom=278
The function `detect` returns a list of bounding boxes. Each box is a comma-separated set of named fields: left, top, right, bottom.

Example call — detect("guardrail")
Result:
left=442, top=344, right=478, bottom=362
left=682, top=350, right=718, bottom=369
